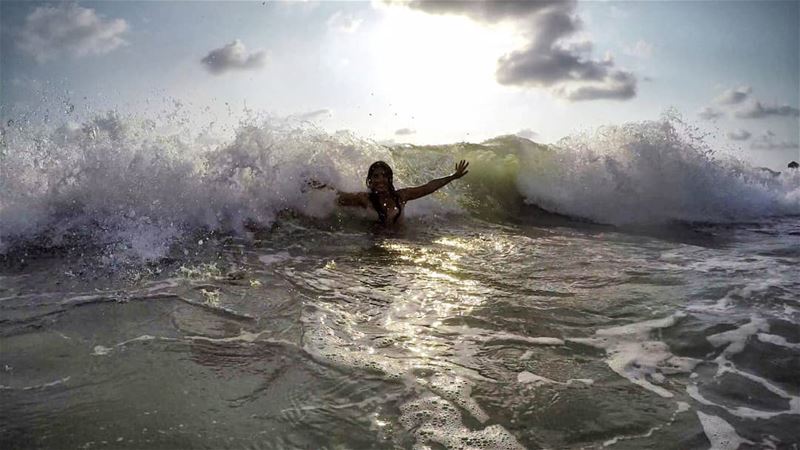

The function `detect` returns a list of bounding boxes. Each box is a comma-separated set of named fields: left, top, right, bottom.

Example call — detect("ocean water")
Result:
left=1, top=112, right=799, bottom=449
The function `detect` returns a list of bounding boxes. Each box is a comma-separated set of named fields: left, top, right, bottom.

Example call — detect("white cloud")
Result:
left=734, top=101, right=800, bottom=119
left=714, top=85, right=751, bottom=105
left=390, top=0, right=637, bottom=102
left=201, top=40, right=268, bottom=75
left=698, top=106, right=723, bottom=121
left=726, top=129, right=751, bottom=141
left=751, top=131, right=799, bottom=150
left=395, top=128, right=416, bottom=135
left=624, top=39, right=653, bottom=59
left=328, top=11, right=363, bottom=33
left=514, top=128, right=539, bottom=140
left=16, top=3, right=128, bottom=62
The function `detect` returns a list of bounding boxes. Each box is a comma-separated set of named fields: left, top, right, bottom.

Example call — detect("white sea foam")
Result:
left=696, top=411, right=753, bottom=450
left=516, top=118, right=800, bottom=225
left=687, top=384, right=800, bottom=420
left=706, top=315, right=769, bottom=359
left=757, top=333, right=800, bottom=350
left=92, top=345, right=113, bottom=356
left=437, top=324, right=565, bottom=347
left=569, top=312, right=700, bottom=398
left=398, top=394, right=525, bottom=450
left=517, top=371, right=593, bottom=387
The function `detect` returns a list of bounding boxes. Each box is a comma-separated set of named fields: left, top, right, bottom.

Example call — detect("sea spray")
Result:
left=3, top=111, right=798, bottom=262
left=0, top=112, right=393, bottom=260
left=515, top=117, right=800, bottom=225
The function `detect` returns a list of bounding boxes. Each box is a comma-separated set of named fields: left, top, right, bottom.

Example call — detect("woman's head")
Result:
left=366, top=161, right=394, bottom=193
left=366, top=161, right=402, bottom=224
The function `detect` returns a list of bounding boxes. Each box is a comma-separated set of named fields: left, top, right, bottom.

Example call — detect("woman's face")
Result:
left=369, top=167, right=391, bottom=192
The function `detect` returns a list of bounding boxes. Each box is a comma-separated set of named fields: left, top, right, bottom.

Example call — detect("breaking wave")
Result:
left=2, top=111, right=798, bottom=260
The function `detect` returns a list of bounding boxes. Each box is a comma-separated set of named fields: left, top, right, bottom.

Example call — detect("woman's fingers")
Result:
left=454, top=160, right=469, bottom=177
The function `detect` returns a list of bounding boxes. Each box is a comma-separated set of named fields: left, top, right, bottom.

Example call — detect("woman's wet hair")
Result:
left=366, top=161, right=403, bottom=224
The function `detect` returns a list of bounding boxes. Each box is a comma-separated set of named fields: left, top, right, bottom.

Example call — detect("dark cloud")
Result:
left=698, top=107, right=723, bottom=121
left=201, top=40, right=267, bottom=75
left=296, top=109, right=332, bottom=120
left=395, top=128, right=416, bottom=136
left=401, top=0, right=559, bottom=23
left=16, top=3, right=128, bottom=62
left=726, top=129, right=751, bottom=141
left=734, top=101, right=800, bottom=119
left=751, top=131, right=799, bottom=150
left=714, top=85, right=751, bottom=105
left=552, top=70, right=636, bottom=101
left=389, top=0, right=637, bottom=102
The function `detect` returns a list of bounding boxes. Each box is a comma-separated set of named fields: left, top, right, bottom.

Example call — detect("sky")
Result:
left=1, top=0, right=798, bottom=170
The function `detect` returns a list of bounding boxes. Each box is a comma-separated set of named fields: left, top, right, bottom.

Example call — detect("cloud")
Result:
left=726, top=129, right=751, bottom=141
left=624, top=39, right=653, bottom=58
left=328, top=11, right=363, bottom=33
left=388, top=0, right=637, bottom=102
left=751, top=131, right=799, bottom=150
left=714, top=85, right=751, bottom=105
left=399, top=0, right=556, bottom=22
left=515, top=128, right=538, bottom=140
left=698, top=106, right=723, bottom=121
left=395, top=128, right=416, bottom=135
left=552, top=70, right=637, bottom=101
left=16, top=3, right=128, bottom=62
left=734, top=101, right=800, bottom=119
left=295, top=109, right=332, bottom=120
left=201, top=40, right=267, bottom=75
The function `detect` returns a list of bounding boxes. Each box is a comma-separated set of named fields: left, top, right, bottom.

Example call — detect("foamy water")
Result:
left=1, top=111, right=799, bottom=449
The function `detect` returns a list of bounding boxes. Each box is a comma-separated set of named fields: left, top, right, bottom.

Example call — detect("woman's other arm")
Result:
left=303, top=179, right=368, bottom=208
left=336, top=191, right=369, bottom=208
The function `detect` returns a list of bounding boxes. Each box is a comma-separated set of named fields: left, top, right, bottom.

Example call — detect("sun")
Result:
left=368, top=6, right=521, bottom=132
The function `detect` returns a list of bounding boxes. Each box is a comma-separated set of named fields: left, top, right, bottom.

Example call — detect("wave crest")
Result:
left=2, top=112, right=798, bottom=260
left=515, top=118, right=799, bottom=224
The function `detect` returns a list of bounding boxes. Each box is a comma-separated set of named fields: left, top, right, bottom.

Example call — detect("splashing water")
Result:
left=2, top=110, right=798, bottom=263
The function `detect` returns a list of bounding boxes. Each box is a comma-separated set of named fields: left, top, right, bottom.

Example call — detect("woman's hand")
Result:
left=301, top=178, right=332, bottom=193
left=453, top=160, right=469, bottom=179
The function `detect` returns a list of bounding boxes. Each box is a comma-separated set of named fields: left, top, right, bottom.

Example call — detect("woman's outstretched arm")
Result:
left=303, top=179, right=369, bottom=208
left=398, top=160, right=469, bottom=202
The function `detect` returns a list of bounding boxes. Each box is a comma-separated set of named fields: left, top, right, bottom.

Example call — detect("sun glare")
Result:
left=369, top=7, right=520, bottom=132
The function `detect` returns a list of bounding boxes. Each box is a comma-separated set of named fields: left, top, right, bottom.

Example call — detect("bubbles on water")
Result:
left=399, top=394, right=524, bottom=450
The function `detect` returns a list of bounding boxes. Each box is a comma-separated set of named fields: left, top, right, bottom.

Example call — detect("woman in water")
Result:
left=329, top=160, right=469, bottom=226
